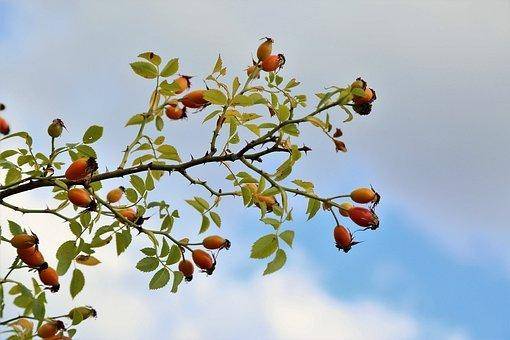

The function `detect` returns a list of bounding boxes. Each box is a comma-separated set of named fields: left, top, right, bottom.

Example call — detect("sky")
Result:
left=1, top=1, right=509, bottom=339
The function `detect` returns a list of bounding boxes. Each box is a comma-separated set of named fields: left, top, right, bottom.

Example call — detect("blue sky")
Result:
left=1, top=1, right=509, bottom=339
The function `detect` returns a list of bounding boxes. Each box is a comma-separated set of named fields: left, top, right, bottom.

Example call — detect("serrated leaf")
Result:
left=82, top=125, right=103, bottom=144
left=130, top=61, right=158, bottom=79
left=56, top=241, right=78, bottom=275
left=115, top=229, right=132, bottom=255
left=166, top=245, right=181, bottom=265
left=149, top=268, right=170, bottom=290
left=186, top=199, right=206, bottom=213
left=279, top=230, right=294, bottom=248
left=292, top=179, right=314, bottom=193
left=70, top=268, right=85, bottom=298
left=125, top=188, right=138, bottom=203
left=171, top=271, right=184, bottom=293
left=250, top=234, right=278, bottom=259
left=306, top=198, right=321, bottom=220
left=199, top=215, right=211, bottom=234
left=263, top=249, right=287, bottom=275
left=136, top=257, right=159, bottom=272
left=138, top=51, right=162, bottom=66
left=130, top=175, right=146, bottom=195
left=157, top=144, right=181, bottom=162
left=76, top=144, right=97, bottom=158
left=125, top=114, right=145, bottom=126
left=204, top=89, right=227, bottom=105
left=160, top=58, right=179, bottom=77
left=261, top=217, right=280, bottom=229
left=5, top=168, right=21, bottom=185
left=8, top=220, right=23, bottom=235
left=212, top=55, right=223, bottom=74
left=210, top=211, right=221, bottom=227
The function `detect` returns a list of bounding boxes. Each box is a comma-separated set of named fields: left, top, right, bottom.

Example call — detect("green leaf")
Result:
left=199, top=215, right=210, bottom=234
left=136, top=257, right=159, bottom=272
left=261, top=217, right=280, bottom=229
left=140, top=247, right=157, bottom=256
left=125, top=114, right=145, bottom=126
left=149, top=268, right=171, bottom=290
left=277, top=105, right=290, bottom=121
left=115, top=229, right=132, bottom=255
left=155, top=116, right=164, bottom=131
left=130, top=61, right=159, bottom=79
left=130, top=175, right=146, bottom=195
left=166, top=245, right=181, bottom=265
left=5, top=168, right=21, bottom=185
left=56, top=241, right=78, bottom=275
left=261, top=187, right=280, bottom=196
left=157, top=144, right=181, bottom=162
left=171, top=271, right=184, bottom=293
left=160, top=58, right=179, bottom=77
left=250, top=234, right=278, bottom=259
left=186, top=199, right=206, bottom=213
left=263, top=249, right=287, bottom=275
left=125, top=188, right=138, bottom=203
left=281, top=123, right=300, bottom=137
left=279, top=230, right=294, bottom=248
left=145, top=172, right=155, bottom=191
left=292, top=179, right=314, bottom=193
left=8, top=220, right=23, bottom=235
left=71, top=309, right=84, bottom=326
left=82, top=125, right=103, bottom=144
left=306, top=198, right=321, bottom=220
left=210, top=211, right=221, bottom=227
left=241, top=185, right=252, bottom=205
left=76, top=144, right=97, bottom=158
left=160, top=239, right=170, bottom=257
left=32, top=296, right=45, bottom=320
left=69, top=221, right=82, bottom=238
left=212, top=54, right=223, bottom=74
left=204, top=89, right=227, bottom=105
left=70, top=268, right=85, bottom=298
left=138, top=51, right=162, bottom=66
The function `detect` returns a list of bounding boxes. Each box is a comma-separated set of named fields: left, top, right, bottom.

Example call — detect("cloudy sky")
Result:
left=1, top=1, right=509, bottom=339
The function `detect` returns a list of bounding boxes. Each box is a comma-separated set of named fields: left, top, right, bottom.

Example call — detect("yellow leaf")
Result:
left=75, top=255, right=101, bottom=266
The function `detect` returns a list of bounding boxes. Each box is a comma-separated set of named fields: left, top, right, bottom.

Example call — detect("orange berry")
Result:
left=165, top=104, right=185, bottom=120
left=261, top=54, right=285, bottom=72
left=65, top=157, right=98, bottom=181
left=10, top=233, right=38, bottom=249
left=352, top=87, right=376, bottom=104
left=180, top=90, right=208, bottom=109
left=203, top=235, right=230, bottom=250
left=37, top=321, right=64, bottom=338
left=178, top=259, right=194, bottom=281
left=67, top=188, right=92, bottom=207
left=192, top=249, right=214, bottom=271
left=333, top=225, right=356, bottom=253
left=174, top=75, right=192, bottom=94
left=350, top=187, right=377, bottom=204
left=19, top=248, right=45, bottom=267
left=119, top=208, right=137, bottom=222
left=257, top=37, right=274, bottom=61
left=39, top=266, right=59, bottom=291
left=106, top=186, right=125, bottom=203
left=348, top=206, right=379, bottom=229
